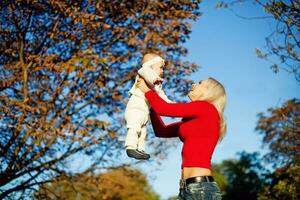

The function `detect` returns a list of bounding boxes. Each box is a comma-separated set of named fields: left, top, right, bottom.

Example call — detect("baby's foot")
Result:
left=126, top=149, right=150, bottom=160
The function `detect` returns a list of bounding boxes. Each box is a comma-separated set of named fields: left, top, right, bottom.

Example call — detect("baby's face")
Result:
left=151, top=61, right=164, bottom=77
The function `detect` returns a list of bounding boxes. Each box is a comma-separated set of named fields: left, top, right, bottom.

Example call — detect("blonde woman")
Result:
left=137, top=77, right=226, bottom=200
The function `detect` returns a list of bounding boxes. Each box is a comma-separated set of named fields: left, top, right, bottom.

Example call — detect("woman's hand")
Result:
left=136, top=78, right=151, bottom=93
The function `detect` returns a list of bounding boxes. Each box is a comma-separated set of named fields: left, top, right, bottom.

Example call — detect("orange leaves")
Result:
left=144, top=32, right=153, bottom=43
left=0, top=3, right=203, bottom=196
left=95, top=80, right=105, bottom=88
left=77, top=129, right=89, bottom=137
left=112, top=91, right=122, bottom=100
left=27, top=55, right=42, bottom=64
left=85, top=119, right=96, bottom=126
left=40, top=104, right=48, bottom=113
left=35, top=167, right=159, bottom=199
left=42, top=55, right=57, bottom=64
left=85, top=119, right=110, bottom=130
left=3, top=48, right=16, bottom=56
left=108, top=131, right=116, bottom=139
left=128, top=37, right=143, bottom=46
left=103, top=23, right=111, bottom=29
left=64, top=64, right=76, bottom=73
left=256, top=99, right=300, bottom=166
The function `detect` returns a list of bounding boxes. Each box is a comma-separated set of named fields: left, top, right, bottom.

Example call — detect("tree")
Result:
left=34, top=166, right=160, bottom=200
left=258, top=165, right=300, bottom=200
left=255, top=99, right=300, bottom=200
left=216, top=0, right=300, bottom=82
left=167, top=197, right=177, bottom=200
left=256, top=98, right=300, bottom=167
left=214, top=4, right=299, bottom=198
left=0, top=0, right=202, bottom=198
left=218, top=152, right=267, bottom=200
left=211, top=163, right=228, bottom=197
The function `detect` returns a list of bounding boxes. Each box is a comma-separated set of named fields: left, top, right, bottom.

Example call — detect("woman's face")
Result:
left=188, top=80, right=209, bottom=101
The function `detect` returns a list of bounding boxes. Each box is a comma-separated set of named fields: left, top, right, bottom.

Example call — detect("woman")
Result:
left=137, top=77, right=227, bottom=200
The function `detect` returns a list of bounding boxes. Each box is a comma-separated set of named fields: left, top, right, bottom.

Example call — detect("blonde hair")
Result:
left=202, top=77, right=227, bottom=142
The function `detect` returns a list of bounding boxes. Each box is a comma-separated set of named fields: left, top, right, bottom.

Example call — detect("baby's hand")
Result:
left=153, top=77, right=163, bottom=85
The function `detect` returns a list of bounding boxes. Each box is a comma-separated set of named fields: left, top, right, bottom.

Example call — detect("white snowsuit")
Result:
left=124, top=66, right=173, bottom=151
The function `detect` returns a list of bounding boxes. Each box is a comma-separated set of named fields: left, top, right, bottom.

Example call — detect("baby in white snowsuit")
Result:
left=125, top=53, right=173, bottom=160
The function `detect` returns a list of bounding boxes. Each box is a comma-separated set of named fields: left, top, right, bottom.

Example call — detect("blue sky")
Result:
left=140, top=1, right=299, bottom=199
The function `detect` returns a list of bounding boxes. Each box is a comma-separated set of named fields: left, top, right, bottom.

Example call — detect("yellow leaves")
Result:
left=186, top=22, right=192, bottom=30
left=95, top=80, right=105, bottom=88
left=64, top=64, right=76, bottom=73
left=157, top=1, right=167, bottom=9
left=128, top=37, right=143, bottom=46
left=65, top=7, right=71, bottom=14
left=77, top=129, right=89, bottom=137
left=54, top=128, right=61, bottom=136
left=0, top=79, right=15, bottom=90
left=57, top=50, right=105, bottom=74
left=95, top=2, right=102, bottom=10
left=255, top=48, right=267, bottom=59
left=103, top=23, right=111, bottom=29
left=55, top=31, right=77, bottom=41
left=85, top=119, right=94, bottom=126
left=89, top=14, right=95, bottom=21
left=112, top=92, right=122, bottom=100
left=72, top=13, right=98, bottom=26
left=4, top=48, right=16, bottom=55
left=26, top=0, right=38, bottom=5
left=80, top=142, right=89, bottom=148
left=85, top=119, right=110, bottom=130
left=144, top=32, right=152, bottom=43
left=91, top=137, right=99, bottom=144
left=0, top=104, right=9, bottom=113
left=35, top=167, right=159, bottom=199
left=40, top=105, right=48, bottom=113
left=81, top=58, right=91, bottom=68
left=82, top=48, right=93, bottom=54
left=42, top=54, right=61, bottom=71
left=108, top=131, right=116, bottom=139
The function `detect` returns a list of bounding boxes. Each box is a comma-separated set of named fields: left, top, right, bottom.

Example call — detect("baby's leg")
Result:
left=137, top=126, right=147, bottom=151
left=124, top=108, right=145, bottom=150
left=125, top=128, right=139, bottom=149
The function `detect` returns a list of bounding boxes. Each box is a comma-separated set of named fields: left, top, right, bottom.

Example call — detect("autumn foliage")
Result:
left=0, top=0, right=202, bottom=198
left=34, top=167, right=160, bottom=200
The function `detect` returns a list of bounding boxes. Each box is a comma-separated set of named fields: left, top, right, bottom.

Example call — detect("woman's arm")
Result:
left=145, top=90, right=206, bottom=118
left=156, top=86, right=175, bottom=103
left=150, top=109, right=182, bottom=138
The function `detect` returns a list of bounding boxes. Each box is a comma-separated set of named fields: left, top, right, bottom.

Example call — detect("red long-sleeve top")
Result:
left=145, top=90, right=220, bottom=169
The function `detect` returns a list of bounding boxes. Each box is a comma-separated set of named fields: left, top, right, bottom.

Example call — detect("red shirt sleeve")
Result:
left=145, top=90, right=206, bottom=118
left=150, top=109, right=183, bottom=138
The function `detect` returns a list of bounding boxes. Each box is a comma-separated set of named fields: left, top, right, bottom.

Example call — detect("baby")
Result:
left=125, top=53, right=173, bottom=160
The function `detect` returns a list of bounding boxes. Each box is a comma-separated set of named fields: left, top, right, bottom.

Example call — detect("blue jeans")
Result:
left=178, top=181, right=222, bottom=200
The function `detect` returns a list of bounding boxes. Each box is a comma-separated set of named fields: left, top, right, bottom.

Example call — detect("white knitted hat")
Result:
left=142, top=56, right=164, bottom=68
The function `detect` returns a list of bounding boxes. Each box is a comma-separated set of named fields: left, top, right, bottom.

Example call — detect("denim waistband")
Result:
left=180, top=176, right=214, bottom=189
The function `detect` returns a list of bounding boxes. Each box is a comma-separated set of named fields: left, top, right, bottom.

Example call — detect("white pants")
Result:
left=124, top=95, right=150, bottom=151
